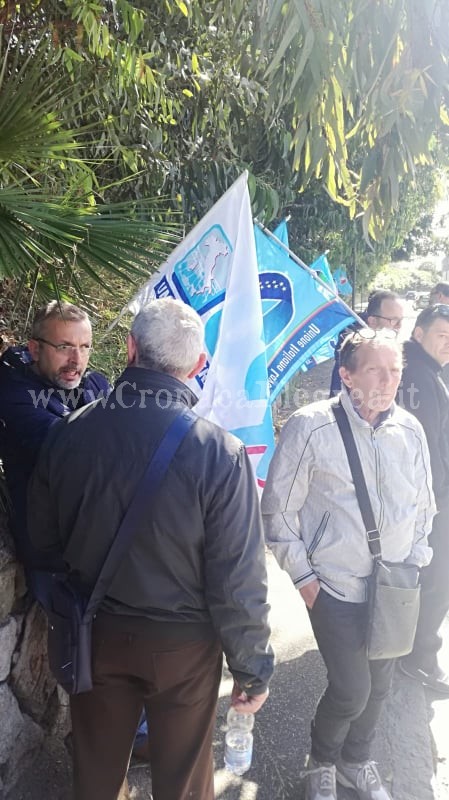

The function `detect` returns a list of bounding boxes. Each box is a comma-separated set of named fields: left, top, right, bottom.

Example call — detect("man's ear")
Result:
left=28, top=339, right=40, bottom=363
left=126, top=334, right=137, bottom=366
left=187, top=352, right=207, bottom=379
left=339, top=365, right=352, bottom=389
left=413, top=326, right=424, bottom=345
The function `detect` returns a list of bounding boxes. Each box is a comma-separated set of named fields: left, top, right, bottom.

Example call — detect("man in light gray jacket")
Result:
left=262, top=330, right=435, bottom=800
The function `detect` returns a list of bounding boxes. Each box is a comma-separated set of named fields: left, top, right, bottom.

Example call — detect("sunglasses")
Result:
left=346, top=328, right=397, bottom=343
left=428, top=303, right=449, bottom=318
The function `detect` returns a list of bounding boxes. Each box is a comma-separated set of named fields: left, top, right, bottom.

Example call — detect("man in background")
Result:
left=329, top=290, right=404, bottom=395
left=429, top=282, right=449, bottom=306
left=28, top=298, right=273, bottom=800
left=398, top=304, right=449, bottom=693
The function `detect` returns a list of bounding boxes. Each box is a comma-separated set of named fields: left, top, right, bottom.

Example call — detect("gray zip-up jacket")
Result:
left=261, top=389, right=435, bottom=602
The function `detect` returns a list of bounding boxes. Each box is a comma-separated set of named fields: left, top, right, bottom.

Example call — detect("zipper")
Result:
left=370, top=429, right=384, bottom=534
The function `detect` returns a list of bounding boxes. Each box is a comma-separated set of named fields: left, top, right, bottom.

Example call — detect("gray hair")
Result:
left=31, top=301, right=90, bottom=339
left=340, top=329, right=402, bottom=372
left=131, top=299, right=205, bottom=376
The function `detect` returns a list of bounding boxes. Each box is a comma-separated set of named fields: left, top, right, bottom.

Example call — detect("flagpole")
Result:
left=254, top=220, right=367, bottom=328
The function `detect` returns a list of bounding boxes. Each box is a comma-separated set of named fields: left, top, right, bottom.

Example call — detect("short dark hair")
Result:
left=366, top=290, right=400, bottom=317
left=414, top=303, right=449, bottom=333
left=430, top=282, right=449, bottom=298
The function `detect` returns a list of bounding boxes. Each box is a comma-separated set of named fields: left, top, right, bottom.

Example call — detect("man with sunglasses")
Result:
left=263, top=329, right=434, bottom=800
left=0, top=301, right=110, bottom=593
left=329, top=290, right=404, bottom=396
left=398, top=304, right=449, bottom=693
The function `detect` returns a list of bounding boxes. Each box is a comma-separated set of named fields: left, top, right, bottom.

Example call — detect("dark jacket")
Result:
left=0, top=345, right=110, bottom=567
left=398, top=338, right=449, bottom=510
left=28, top=367, right=274, bottom=695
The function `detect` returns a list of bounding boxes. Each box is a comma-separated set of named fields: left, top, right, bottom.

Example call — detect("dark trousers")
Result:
left=403, top=507, right=449, bottom=674
left=309, top=589, right=394, bottom=764
left=70, top=614, right=223, bottom=800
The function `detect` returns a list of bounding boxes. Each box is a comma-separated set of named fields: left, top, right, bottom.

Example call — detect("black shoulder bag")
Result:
left=46, top=408, right=196, bottom=694
left=332, top=400, right=420, bottom=660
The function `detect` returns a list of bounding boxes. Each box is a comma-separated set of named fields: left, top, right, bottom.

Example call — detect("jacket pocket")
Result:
left=307, top=511, right=330, bottom=559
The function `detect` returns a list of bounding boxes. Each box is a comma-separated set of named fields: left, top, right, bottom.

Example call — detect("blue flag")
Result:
left=310, top=253, right=337, bottom=292
left=333, top=266, right=353, bottom=296
left=255, top=225, right=356, bottom=401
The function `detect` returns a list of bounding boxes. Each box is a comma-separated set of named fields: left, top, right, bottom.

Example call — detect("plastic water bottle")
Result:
left=224, top=707, right=254, bottom=776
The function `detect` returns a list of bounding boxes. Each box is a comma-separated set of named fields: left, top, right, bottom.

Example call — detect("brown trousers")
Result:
left=70, top=614, right=223, bottom=800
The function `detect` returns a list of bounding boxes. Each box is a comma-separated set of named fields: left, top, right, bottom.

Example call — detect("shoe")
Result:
left=336, top=759, right=392, bottom=799
left=398, top=660, right=449, bottom=695
left=302, top=756, right=337, bottom=800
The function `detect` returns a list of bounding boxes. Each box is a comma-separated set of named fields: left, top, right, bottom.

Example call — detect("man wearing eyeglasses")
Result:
left=263, top=330, right=434, bottom=800
left=329, top=290, right=404, bottom=396
left=0, top=301, right=110, bottom=592
left=398, top=304, right=449, bottom=693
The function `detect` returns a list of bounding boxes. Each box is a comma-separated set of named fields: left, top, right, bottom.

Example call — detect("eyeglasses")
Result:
left=347, top=328, right=397, bottom=343
left=370, top=314, right=403, bottom=328
left=35, top=337, right=92, bottom=354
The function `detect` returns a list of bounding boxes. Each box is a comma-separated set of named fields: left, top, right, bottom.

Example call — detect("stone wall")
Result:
left=0, top=508, right=69, bottom=798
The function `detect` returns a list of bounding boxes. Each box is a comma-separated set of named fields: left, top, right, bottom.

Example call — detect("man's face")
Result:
left=339, top=342, right=402, bottom=419
left=367, top=298, right=404, bottom=333
left=430, top=291, right=449, bottom=306
left=414, top=318, right=449, bottom=366
left=28, top=318, right=92, bottom=389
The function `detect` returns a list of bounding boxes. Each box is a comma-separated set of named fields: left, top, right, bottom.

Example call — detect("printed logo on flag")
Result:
left=170, top=225, right=232, bottom=314
left=259, top=272, right=294, bottom=346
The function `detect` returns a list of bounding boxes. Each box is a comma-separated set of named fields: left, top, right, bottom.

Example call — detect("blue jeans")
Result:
left=308, top=588, right=394, bottom=764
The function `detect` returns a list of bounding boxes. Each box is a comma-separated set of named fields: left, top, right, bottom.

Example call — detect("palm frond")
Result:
left=0, top=188, right=180, bottom=289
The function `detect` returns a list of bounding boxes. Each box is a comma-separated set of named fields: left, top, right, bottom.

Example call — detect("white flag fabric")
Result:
left=127, top=172, right=275, bottom=488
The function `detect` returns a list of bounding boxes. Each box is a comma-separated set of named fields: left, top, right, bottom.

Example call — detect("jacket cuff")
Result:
left=293, top=570, right=317, bottom=589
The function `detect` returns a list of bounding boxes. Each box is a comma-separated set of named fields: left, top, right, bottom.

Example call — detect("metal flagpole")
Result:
left=254, top=220, right=367, bottom=328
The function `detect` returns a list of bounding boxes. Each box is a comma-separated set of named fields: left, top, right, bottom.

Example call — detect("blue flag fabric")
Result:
left=255, top=225, right=356, bottom=401
left=333, top=266, right=353, bottom=296
left=310, top=253, right=337, bottom=292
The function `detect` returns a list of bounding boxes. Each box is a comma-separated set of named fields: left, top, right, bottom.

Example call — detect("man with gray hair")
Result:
left=28, top=298, right=273, bottom=800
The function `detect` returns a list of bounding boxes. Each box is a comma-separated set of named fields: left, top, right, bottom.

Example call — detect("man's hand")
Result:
left=299, top=578, right=320, bottom=609
left=230, top=681, right=269, bottom=714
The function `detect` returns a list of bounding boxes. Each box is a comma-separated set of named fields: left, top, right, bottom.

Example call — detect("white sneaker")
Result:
left=336, top=759, right=393, bottom=799
left=302, top=756, right=337, bottom=800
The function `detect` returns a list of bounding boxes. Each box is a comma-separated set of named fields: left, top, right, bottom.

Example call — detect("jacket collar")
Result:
left=114, top=366, right=198, bottom=408
left=338, top=385, right=395, bottom=429
left=403, top=337, right=442, bottom=374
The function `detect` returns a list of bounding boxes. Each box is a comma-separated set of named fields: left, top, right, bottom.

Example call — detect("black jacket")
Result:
left=399, top=339, right=449, bottom=510
left=28, top=367, right=273, bottom=695
left=0, top=345, right=110, bottom=567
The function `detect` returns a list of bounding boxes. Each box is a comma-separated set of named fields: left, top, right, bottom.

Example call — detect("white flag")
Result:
left=128, top=172, right=274, bottom=488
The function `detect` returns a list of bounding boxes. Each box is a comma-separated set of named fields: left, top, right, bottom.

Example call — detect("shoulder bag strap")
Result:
left=83, top=407, right=197, bottom=618
left=331, top=399, right=382, bottom=561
